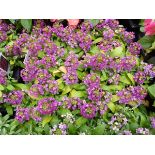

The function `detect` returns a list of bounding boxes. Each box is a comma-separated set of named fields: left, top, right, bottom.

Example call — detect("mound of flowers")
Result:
left=0, top=19, right=155, bottom=135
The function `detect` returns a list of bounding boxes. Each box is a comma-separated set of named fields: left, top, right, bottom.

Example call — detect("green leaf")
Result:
left=89, top=19, right=100, bottom=27
left=38, top=51, right=45, bottom=58
left=148, top=84, right=155, bottom=99
left=126, top=73, right=135, bottom=85
left=72, top=84, right=86, bottom=91
left=50, top=115, right=60, bottom=126
left=92, top=37, right=103, bottom=44
left=77, top=70, right=86, bottom=80
left=0, top=91, right=2, bottom=98
left=140, top=114, right=148, bottom=127
left=62, top=85, right=71, bottom=95
left=93, top=124, right=105, bottom=135
left=6, top=84, right=15, bottom=91
left=151, top=41, right=155, bottom=49
left=139, top=35, right=155, bottom=49
left=70, top=89, right=87, bottom=98
left=101, top=71, right=108, bottom=81
left=42, top=115, right=52, bottom=127
left=21, top=19, right=32, bottom=32
left=9, top=19, right=16, bottom=24
left=57, top=109, right=71, bottom=116
left=6, top=105, right=13, bottom=115
left=129, top=123, right=139, bottom=132
left=111, top=95, right=119, bottom=102
left=0, top=85, right=4, bottom=91
left=68, top=123, right=77, bottom=134
left=14, top=83, right=29, bottom=90
left=120, top=75, right=131, bottom=84
left=89, top=46, right=100, bottom=54
left=107, top=102, right=116, bottom=113
left=110, top=46, right=124, bottom=58
left=57, top=78, right=63, bottom=85
left=102, top=85, right=123, bottom=91
left=75, top=117, right=88, bottom=128
left=44, top=124, right=50, bottom=134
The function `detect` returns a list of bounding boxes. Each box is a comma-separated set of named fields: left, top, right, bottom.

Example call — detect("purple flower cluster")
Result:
left=87, top=85, right=103, bottom=101
left=5, top=42, right=22, bottom=56
left=50, top=123, right=67, bottom=135
left=96, top=101, right=108, bottom=115
left=63, top=71, right=78, bottom=85
left=117, top=86, right=147, bottom=106
left=83, top=73, right=100, bottom=87
left=0, top=69, right=7, bottom=85
left=96, top=19, right=119, bottom=30
left=30, top=107, right=42, bottom=122
left=82, top=55, right=136, bottom=73
left=28, top=84, right=44, bottom=98
left=0, top=20, right=9, bottom=42
left=108, top=74, right=120, bottom=85
left=21, top=65, right=38, bottom=82
left=80, top=102, right=97, bottom=119
left=35, top=69, right=51, bottom=84
left=15, top=106, right=30, bottom=123
left=121, top=31, right=135, bottom=44
left=103, top=27, right=114, bottom=40
left=4, top=90, right=24, bottom=105
left=133, top=62, right=155, bottom=84
left=45, top=80, right=58, bottom=94
left=62, top=97, right=82, bottom=110
left=36, top=55, right=56, bottom=69
left=82, top=54, right=108, bottom=70
left=136, top=128, right=150, bottom=135
left=108, top=113, right=128, bottom=132
left=142, top=63, right=155, bottom=78
left=118, top=56, right=136, bottom=72
left=64, top=52, right=79, bottom=70
left=83, top=73, right=104, bottom=101
left=37, top=97, right=60, bottom=115
left=128, top=42, right=142, bottom=55
left=80, top=21, right=93, bottom=32
left=134, top=71, right=146, bottom=84
left=52, top=21, right=92, bottom=51
left=150, top=117, right=155, bottom=128
left=63, top=52, right=79, bottom=85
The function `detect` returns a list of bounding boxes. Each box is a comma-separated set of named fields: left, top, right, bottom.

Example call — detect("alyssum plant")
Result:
left=0, top=19, right=155, bottom=135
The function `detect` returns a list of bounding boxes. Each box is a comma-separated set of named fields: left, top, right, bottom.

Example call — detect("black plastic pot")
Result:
left=12, top=66, right=24, bottom=83
left=0, top=54, right=9, bottom=71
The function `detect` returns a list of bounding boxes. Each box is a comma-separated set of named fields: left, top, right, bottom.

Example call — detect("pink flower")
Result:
left=67, top=19, right=79, bottom=28
left=144, top=19, right=155, bottom=36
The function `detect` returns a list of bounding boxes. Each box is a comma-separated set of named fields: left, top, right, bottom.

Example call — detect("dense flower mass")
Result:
left=80, top=102, right=97, bottom=119
left=117, top=86, right=147, bottom=106
left=15, top=107, right=30, bottom=123
left=62, top=97, right=82, bottom=110
left=0, top=19, right=155, bottom=135
left=37, top=97, right=59, bottom=115
left=4, top=90, right=24, bottom=105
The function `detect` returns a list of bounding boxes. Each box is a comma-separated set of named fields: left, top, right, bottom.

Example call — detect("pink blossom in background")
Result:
left=67, top=19, right=79, bottom=28
left=144, top=19, right=155, bottom=36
